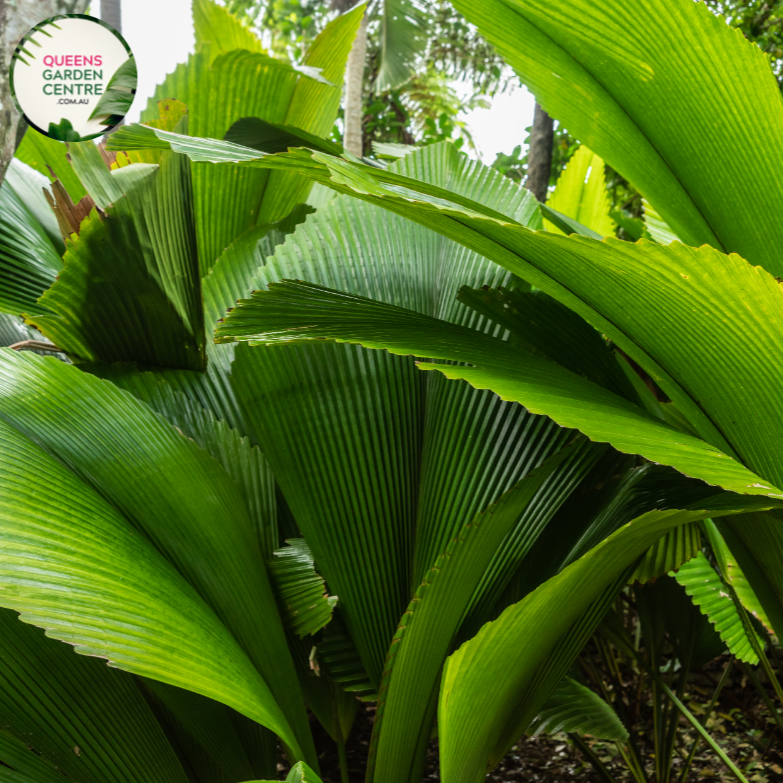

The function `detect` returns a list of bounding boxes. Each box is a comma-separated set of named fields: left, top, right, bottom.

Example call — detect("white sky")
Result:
left=109, top=0, right=535, bottom=160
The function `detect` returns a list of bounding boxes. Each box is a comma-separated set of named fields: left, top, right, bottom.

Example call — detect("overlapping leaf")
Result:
left=451, top=0, right=783, bottom=276
left=217, top=279, right=780, bottom=500
left=0, top=349, right=315, bottom=764
left=543, top=145, right=614, bottom=238
left=27, top=144, right=204, bottom=371
left=368, top=444, right=581, bottom=783
left=375, top=0, right=430, bottom=92
left=223, top=144, right=555, bottom=696
left=439, top=496, right=783, bottom=782
left=0, top=608, right=188, bottom=782
left=528, top=676, right=628, bottom=741
left=109, top=127, right=783, bottom=501
left=269, top=539, right=338, bottom=637
left=94, top=369, right=278, bottom=554
left=141, top=0, right=361, bottom=274
left=0, top=391, right=297, bottom=755
left=673, top=552, right=759, bottom=664
left=0, top=175, right=60, bottom=316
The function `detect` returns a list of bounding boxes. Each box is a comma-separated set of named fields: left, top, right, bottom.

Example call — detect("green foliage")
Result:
left=6, top=0, right=783, bottom=781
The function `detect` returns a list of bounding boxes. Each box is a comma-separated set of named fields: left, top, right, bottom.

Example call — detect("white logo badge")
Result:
left=10, top=14, right=136, bottom=141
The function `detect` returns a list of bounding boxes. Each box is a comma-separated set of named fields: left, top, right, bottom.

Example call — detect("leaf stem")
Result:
left=569, top=733, right=618, bottom=783
left=677, top=658, right=733, bottom=783
left=337, top=736, right=349, bottom=783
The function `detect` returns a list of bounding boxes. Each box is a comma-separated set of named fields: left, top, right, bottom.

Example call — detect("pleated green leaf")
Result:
left=217, top=279, right=780, bottom=500
left=703, top=518, right=773, bottom=633
left=630, top=522, right=701, bottom=584
left=455, top=285, right=638, bottom=402
left=0, top=349, right=314, bottom=764
left=257, top=5, right=365, bottom=225
left=286, top=632, right=358, bottom=746
left=224, top=116, right=343, bottom=156
left=438, top=497, right=783, bottom=783
left=5, top=159, right=64, bottom=254
left=643, top=200, right=680, bottom=245
left=451, top=0, right=783, bottom=276
left=0, top=730, right=69, bottom=782
left=368, top=442, right=582, bottom=783
left=717, top=513, right=783, bottom=642
left=269, top=539, right=338, bottom=637
left=318, top=613, right=378, bottom=701
left=141, top=49, right=303, bottom=274
left=138, top=1, right=360, bottom=275
left=673, top=551, right=759, bottom=664
left=193, top=0, right=267, bottom=59
left=528, top=676, right=628, bottom=741
left=538, top=203, right=602, bottom=240
left=140, top=678, right=276, bottom=781
left=0, top=398, right=298, bottom=754
left=543, top=146, right=614, bottom=238
left=15, top=129, right=86, bottom=204
left=457, top=438, right=608, bottom=645
left=226, top=143, right=549, bottom=693
left=66, top=136, right=136, bottom=209
left=28, top=143, right=205, bottom=370
left=375, top=0, right=430, bottom=92
left=112, top=128, right=783, bottom=494
left=93, top=369, right=278, bottom=554
left=0, top=608, right=188, bottom=782
left=0, top=176, right=60, bottom=316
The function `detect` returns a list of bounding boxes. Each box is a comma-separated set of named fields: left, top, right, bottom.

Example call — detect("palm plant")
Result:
left=1, top=0, right=783, bottom=781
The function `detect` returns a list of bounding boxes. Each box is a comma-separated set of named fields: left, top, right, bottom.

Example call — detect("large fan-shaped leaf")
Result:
left=216, top=279, right=781, bottom=500
left=438, top=497, right=783, bottom=783
left=451, top=0, right=783, bottom=276
left=0, top=608, right=188, bottom=782
left=368, top=442, right=582, bottom=783
left=224, top=143, right=553, bottom=691
left=14, top=129, right=86, bottom=204
left=111, top=128, right=783, bottom=493
left=0, top=394, right=298, bottom=755
left=143, top=0, right=361, bottom=274
left=0, top=349, right=314, bottom=764
left=120, top=126, right=783, bottom=637
left=93, top=370, right=278, bottom=554
left=27, top=145, right=205, bottom=371
left=193, top=0, right=267, bottom=59
left=4, top=159, right=64, bottom=254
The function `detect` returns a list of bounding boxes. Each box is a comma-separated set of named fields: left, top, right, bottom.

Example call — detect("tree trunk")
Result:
left=100, top=0, right=122, bottom=34
left=0, top=0, right=90, bottom=190
left=524, top=102, right=555, bottom=203
left=101, top=0, right=123, bottom=132
left=343, top=11, right=368, bottom=158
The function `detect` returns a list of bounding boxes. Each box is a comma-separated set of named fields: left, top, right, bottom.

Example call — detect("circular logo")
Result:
left=9, top=15, right=136, bottom=142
